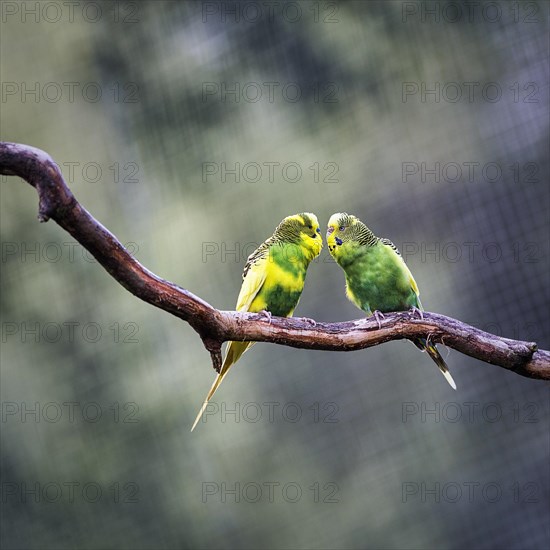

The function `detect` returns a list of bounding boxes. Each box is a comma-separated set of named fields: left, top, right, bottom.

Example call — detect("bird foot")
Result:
left=372, top=310, right=385, bottom=330
left=301, top=317, right=317, bottom=327
left=259, top=310, right=272, bottom=324
left=410, top=306, right=424, bottom=320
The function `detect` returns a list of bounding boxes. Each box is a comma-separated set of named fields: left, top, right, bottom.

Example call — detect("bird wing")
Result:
left=235, top=241, right=270, bottom=311
left=380, top=238, right=421, bottom=304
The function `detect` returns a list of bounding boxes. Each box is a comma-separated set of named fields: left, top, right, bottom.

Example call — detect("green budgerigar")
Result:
left=191, top=213, right=323, bottom=431
left=327, top=212, right=456, bottom=389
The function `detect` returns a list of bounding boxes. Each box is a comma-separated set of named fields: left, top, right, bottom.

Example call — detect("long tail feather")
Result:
left=190, top=341, right=251, bottom=431
left=190, top=371, right=228, bottom=432
left=415, top=338, right=457, bottom=390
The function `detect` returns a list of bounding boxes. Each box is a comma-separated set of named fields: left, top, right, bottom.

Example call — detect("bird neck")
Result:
left=336, top=237, right=379, bottom=269
left=271, top=241, right=316, bottom=271
left=272, top=228, right=321, bottom=265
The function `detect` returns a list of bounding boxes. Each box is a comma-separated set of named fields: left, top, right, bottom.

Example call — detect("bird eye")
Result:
left=339, top=226, right=346, bottom=232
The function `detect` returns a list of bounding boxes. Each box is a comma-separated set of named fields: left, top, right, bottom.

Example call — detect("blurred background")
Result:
left=1, top=1, right=548, bottom=549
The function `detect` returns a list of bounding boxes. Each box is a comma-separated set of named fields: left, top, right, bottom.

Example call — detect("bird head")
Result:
left=327, top=212, right=374, bottom=262
left=275, top=212, right=323, bottom=261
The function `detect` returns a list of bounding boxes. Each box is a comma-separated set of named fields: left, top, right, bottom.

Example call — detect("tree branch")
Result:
left=1, top=142, right=548, bottom=381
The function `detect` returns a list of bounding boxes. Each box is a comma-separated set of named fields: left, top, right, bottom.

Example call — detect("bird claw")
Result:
left=372, top=310, right=385, bottom=330
left=260, top=310, right=272, bottom=324
left=301, top=317, right=317, bottom=327
left=410, top=306, right=424, bottom=320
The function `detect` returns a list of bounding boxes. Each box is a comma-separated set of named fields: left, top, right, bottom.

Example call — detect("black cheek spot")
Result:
left=335, top=237, right=343, bottom=246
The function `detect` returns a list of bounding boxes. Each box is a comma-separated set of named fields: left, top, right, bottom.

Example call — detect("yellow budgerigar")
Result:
left=191, top=213, right=323, bottom=431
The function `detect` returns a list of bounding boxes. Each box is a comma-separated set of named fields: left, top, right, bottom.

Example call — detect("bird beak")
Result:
left=327, top=226, right=334, bottom=236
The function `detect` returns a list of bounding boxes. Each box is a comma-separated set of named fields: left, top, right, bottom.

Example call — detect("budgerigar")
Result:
left=191, top=213, right=323, bottom=431
left=326, top=213, right=456, bottom=389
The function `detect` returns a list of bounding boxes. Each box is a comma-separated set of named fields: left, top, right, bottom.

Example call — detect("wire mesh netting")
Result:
left=1, top=2, right=549, bottom=549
